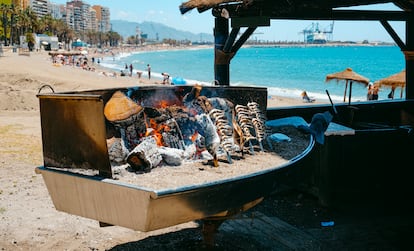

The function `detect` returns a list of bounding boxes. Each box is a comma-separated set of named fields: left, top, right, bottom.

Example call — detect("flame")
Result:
left=158, top=100, right=170, bottom=108
left=145, top=118, right=171, bottom=146
left=153, top=99, right=181, bottom=109
left=190, top=131, right=199, bottom=142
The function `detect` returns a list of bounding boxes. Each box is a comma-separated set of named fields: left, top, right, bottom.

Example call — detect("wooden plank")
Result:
left=220, top=212, right=320, bottom=250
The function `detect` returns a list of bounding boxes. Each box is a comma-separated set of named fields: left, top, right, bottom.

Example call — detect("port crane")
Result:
left=299, top=21, right=334, bottom=43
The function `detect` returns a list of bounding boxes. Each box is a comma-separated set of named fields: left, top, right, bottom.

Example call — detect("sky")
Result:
left=52, top=0, right=406, bottom=43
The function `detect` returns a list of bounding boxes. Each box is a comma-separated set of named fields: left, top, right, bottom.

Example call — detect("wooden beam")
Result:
left=231, top=27, right=256, bottom=53
left=213, top=7, right=410, bottom=21
left=231, top=16, right=271, bottom=28
left=223, top=27, right=240, bottom=53
left=214, top=17, right=230, bottom=86
left=405, top=15, right=414, bottom=99
left=380, top=19, right=406, bottom=50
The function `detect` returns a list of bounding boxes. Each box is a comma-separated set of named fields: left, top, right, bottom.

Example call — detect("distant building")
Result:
left=49, top=2, right=65, bottom=20
left=31, top=0, right=50, bottom=18
left=92, top=5, right=111, bottom=32
left=35, top=34, right=59, bottom=50
left=48, top=0, right=111, bottom=34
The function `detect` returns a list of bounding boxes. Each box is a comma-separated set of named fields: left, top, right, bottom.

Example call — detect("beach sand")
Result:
left=0, top=48, right=324, bottom=250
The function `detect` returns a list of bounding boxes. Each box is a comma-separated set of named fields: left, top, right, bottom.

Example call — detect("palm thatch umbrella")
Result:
left=325, top=67, right=370, bottom=105
left=180, top=0, right=242, bottom=14
left=374, top=69, right=405, bottom=99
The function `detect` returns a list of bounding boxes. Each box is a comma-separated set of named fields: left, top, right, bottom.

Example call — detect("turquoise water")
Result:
left=101, top=46, right=405, bottom=102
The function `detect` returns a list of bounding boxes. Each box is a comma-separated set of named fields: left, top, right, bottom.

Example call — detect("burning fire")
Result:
left=105, top=86, right=268, bottom=172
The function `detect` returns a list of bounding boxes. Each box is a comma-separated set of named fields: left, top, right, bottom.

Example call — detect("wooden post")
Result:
left=406, top=15, right=414, bottom=99
left=214, top=17, right=230, bottom=86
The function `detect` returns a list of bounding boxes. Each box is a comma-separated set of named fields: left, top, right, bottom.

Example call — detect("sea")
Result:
left=100, top=45, right=405, bottom=102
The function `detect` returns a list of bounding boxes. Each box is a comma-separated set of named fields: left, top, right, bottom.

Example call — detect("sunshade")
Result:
left=374, top=69, right=405, bottom=99
left=325, top=67, right=370, bottom=105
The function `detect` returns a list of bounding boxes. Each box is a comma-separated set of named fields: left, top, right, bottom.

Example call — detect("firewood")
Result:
left=126, top=136, right=162, bottom=172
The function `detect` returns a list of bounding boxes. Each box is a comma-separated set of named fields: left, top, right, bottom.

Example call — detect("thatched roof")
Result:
left=325, top=67, right=370, bottom=85
left=180, top=0, right=414, bottom=18
left=180, top=0, right=241, bottom=14
left=374, top=69, right=406, bottom=88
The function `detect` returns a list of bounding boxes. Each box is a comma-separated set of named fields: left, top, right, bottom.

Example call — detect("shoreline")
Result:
left=0, top=47, right=328, bottom=111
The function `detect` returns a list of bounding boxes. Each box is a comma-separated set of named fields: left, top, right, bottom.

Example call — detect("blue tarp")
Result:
left=172, top=77, right=187, bottom=85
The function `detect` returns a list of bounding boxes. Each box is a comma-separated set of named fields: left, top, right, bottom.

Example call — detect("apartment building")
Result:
left=92, top=5, right=110, bottom=32
left=30, top=0, right=49, bottom=18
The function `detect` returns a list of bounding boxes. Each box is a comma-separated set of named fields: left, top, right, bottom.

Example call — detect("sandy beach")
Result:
left=0, top=47, right=325, bottom=250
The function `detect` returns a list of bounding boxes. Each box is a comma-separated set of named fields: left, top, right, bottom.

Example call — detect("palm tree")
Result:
left=106, top=31, right=122, bottom=47
left=0, top=3, right=12, bottom=46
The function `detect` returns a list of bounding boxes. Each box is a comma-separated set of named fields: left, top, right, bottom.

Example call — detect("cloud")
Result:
left=113, top=10, right=141, bottom=22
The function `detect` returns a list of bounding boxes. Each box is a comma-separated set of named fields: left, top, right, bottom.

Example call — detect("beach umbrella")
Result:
left=325, top=67, right=370, bottom=105
left=374, top=69, right=405, bottom=99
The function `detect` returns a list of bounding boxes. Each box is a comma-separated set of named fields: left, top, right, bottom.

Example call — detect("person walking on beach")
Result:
left=388, top=86, right=396, bottom=99
left=147, top=64, right=151, bottom=79
left=162, top=72, right=170, bottom=85
left=372, top=84, right=379, bottom=100
left=367, top=83, right=374, bottom=100
left=129, top=64, right=133, bottom=76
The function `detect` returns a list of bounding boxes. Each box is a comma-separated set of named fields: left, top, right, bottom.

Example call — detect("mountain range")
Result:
left=110, top=20, right=214, bottom=43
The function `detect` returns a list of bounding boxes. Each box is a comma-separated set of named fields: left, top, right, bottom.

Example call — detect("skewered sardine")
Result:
left=195, top=113, right=221, bottom=167
left=209, top=108, right=235, bottom=163
left=247, top=102, right=267, bottom=151
left=235, top=104, right=257, bottom=153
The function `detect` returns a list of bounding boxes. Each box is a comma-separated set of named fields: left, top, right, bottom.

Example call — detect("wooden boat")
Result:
left=35, top=85, right=315, bottom=232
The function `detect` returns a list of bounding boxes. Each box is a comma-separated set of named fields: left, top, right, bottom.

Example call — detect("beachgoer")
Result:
left=147, top=64, right=151, bottom=79
left=137, top=71, right=142, bottom=78
left=125, top=63, right=128, bottom=70
left=388, top=86, right=396, bottom=99
left=372, top=84, right=379, bottom=100
left=367, top=83, right=374, bottom=100
left=162, top=72, right=170, bottom=84
left=129, top=64, right=133, bottom=76
left=301, top=91, right=315, bottom=103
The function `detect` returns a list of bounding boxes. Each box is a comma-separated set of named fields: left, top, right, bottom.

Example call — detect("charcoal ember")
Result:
left=174, top=115, right=199, bottom=146
left=162, top=132, right=184, bottom=150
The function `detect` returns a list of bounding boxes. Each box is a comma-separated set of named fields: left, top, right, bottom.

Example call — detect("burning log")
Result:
left=104, top=91, right=146, bottom=150
left=126, top=136, right=162, bottom=172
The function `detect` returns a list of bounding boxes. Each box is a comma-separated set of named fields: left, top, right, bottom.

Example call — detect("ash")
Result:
left=111, top=126, right=310, bottom=191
